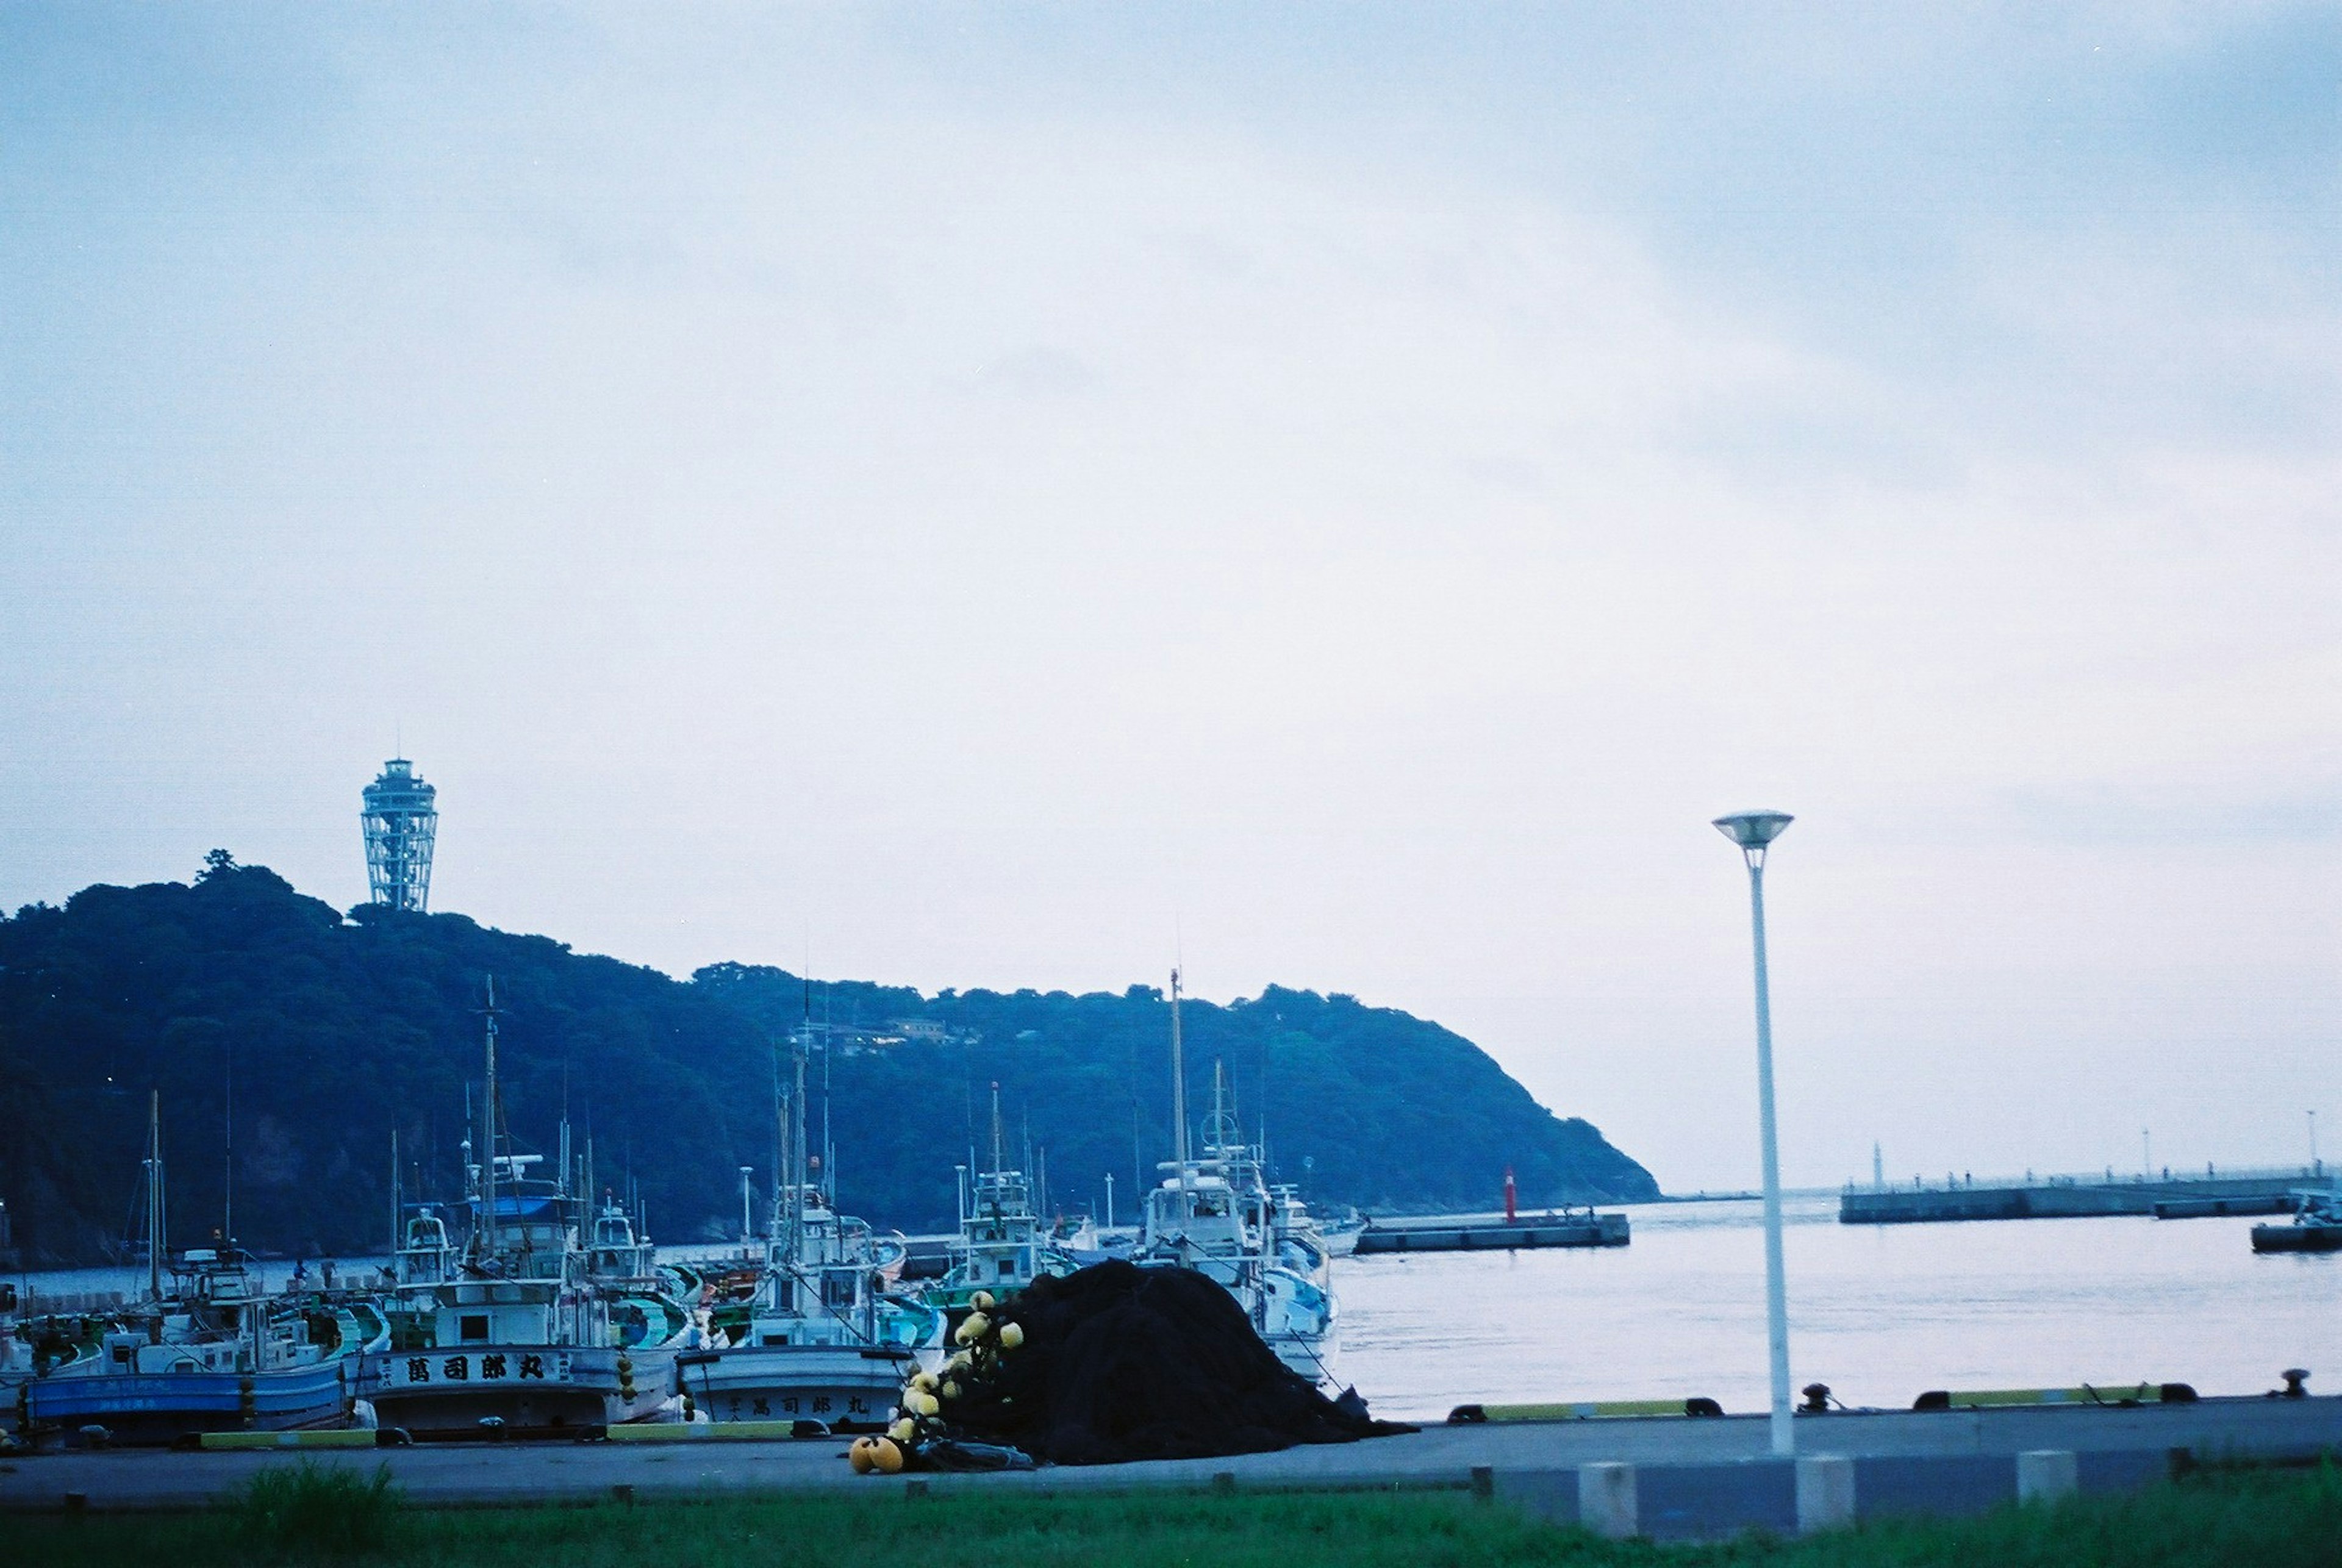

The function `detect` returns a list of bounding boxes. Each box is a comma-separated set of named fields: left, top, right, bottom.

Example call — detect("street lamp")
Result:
left=1714, top=809, right=1796, bottom=1457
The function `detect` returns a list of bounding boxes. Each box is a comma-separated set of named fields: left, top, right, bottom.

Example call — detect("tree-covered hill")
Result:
left=0, top=858, right=1657, bottom=1266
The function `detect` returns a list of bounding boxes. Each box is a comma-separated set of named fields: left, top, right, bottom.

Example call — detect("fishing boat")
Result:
left=923, top=1086, right=1081, bottom=1317
left=673, top=1051, right=943, bottom=1430
left=2252, top=1187, right=2342, bottom=1253
left=357, top=981, right=689, bottom=1437
left=1137, top=973, right=1340, bottom=1386
left=1266, top=1184, right=1342, bottom=1287
left=22, top=1094, right=384, bottom=1446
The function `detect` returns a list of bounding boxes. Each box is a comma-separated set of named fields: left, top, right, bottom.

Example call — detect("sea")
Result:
left=14, top=1194, right=2337, bottom=1425
left=1334, top=1194, right=2342, bottom=1420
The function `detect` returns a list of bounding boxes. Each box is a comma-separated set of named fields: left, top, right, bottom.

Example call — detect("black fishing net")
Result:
left=935, top=1260, right=1413, bottom=1466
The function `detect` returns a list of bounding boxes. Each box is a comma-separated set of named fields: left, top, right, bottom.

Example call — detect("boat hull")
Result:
left=357, top=1344, right=676, bottom=1437
left=674, top=1344, right=916, bottom=1431
left=1267, top=1319, right=1341, bottom=1387
left=2253, top=1223, right=2342, bottom=1253
left=1173, top=1258, right=1339, bottom=1388
left=25, top=1361, right=353, bottom=1446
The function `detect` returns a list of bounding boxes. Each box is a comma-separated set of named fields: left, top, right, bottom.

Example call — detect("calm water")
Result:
left=1334, top=1195, right=2342, bottom=1420
left=16, top=1197, right=2336, bottom=1425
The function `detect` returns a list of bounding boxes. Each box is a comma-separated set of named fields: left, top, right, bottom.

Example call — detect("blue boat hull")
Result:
left=26, top=1360, right=353, bottom=1445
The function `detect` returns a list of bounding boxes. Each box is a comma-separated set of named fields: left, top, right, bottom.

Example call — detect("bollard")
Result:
left=1577, top=1462, right=1638, bottom=1540
left=610, top=1484, right=634, bottom=1506
left=1796, top=1455, right=1856, bottom=1534
left=1211, top=1472, right=1237, bottom=1495
left=904, top=1480, right=929, bottom=1500
left=2017, top=1449, right=2078, bottom=1504
left=63, top=1492, right=88, bottom=1519
left=1470, top=1465, right=1494, bottom=1502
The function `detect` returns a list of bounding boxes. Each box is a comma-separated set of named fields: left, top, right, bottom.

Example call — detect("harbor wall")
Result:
left=1842, top=1172, right=2315, bottom=1225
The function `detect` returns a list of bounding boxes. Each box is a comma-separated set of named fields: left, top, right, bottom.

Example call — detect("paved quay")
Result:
left=4, top=1394, right=2337, bottom=1536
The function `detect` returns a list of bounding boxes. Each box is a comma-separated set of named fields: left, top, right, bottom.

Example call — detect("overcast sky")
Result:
left=4, top=4, right=2335, bottom=1192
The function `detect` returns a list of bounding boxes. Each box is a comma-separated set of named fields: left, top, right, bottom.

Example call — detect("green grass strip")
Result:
left=10, top=1457, right=2340, bottom=1566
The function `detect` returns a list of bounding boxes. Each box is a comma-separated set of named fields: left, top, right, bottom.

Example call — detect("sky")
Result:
left=2, top=3, right=2335, bottom=1194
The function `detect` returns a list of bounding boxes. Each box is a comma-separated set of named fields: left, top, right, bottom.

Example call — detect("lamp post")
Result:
left=1714, top=809, right=1796, bottom=1456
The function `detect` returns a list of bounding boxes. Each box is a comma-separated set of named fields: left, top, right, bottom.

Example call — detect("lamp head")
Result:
left=1713, top=811, right=1793, bottom=867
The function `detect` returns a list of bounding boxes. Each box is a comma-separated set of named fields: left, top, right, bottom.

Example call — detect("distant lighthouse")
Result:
left=361, top=757, right=439, bottom=912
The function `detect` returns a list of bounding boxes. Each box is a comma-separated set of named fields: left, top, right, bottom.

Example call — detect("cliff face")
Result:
left=0, top=862, right=1656, bottom=1265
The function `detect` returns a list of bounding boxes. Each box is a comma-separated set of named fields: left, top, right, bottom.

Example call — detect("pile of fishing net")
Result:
left=852, top=1260, right=1411, bottom=1471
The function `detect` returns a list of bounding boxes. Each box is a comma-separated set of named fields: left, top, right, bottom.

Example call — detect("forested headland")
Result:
left=0, top=857, right=1657, bottom=1265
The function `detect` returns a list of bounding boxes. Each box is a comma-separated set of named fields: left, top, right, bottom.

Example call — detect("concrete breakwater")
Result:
left=1841, top=1170, right=2321, bottom=1225
left=1355, top=1210, right=1630, bottom=1253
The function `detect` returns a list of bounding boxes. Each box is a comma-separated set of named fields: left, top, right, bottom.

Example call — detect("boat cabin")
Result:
left=585, top=1200, right=656, bottom=1282
left=1144, top=1168, right=1269, bottom=1259
left=399, top=1208, right=456, bottom=1285
left=424, top=1276, right=606, bottom=1349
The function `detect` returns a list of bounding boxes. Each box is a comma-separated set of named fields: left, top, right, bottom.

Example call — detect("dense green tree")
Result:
left=0, top=863, right=1655, bottom=1265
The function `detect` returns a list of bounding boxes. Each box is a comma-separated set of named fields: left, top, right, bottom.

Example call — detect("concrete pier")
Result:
left=5, top=1393, right=2335, bottom=1541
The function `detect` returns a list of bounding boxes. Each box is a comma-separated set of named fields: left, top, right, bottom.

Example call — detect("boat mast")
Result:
left=989, top=1082, right=1004, bottom=1176
left=1170, top=968, right=1191, bottom=1197
left=788, top=1043, right=808, bottom=1261
left=145, top=1089, right=165, bottom=1302
left=390, top=1128, right=401, bottom=1255
left=221, top=1040, right=233, bottom=1247
left=768, top=1039, right=784, bottom=1239
left=481, top=976, right=500, bottom=1259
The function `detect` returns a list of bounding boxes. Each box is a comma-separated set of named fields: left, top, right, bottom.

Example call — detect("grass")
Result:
left=9, top=1459, right=2339, bottom=1567
left=227, top=1459, right=403, bottom=1555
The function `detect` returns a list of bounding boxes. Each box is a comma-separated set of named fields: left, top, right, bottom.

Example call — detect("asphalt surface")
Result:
left=3, top=1395, right=2337, bottom=1510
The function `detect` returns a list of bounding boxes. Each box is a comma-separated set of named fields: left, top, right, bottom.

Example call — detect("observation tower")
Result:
left=362, top=757, right=439, bottom=912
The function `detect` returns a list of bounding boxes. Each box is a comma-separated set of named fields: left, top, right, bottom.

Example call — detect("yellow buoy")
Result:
left=911, top=1371, right=940, bottom=1393
left=888, top=1418, right=918, bottom=1444
left=948, top=1351, right=973, bottom=1373
left=941, top=1379, right=961, bottom=1401
left=972, top=1291, right=995, bottom=1311
left=998, top=1322, right=1025, bottom=1350
left=869, top=1436, right=905, bottom=1474
left=848, top=1437, right=881, bottom=1473
left=909, top=1391, right=940, bottom=1417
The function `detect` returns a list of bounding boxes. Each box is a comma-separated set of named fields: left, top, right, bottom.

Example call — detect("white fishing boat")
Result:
left=673, top=1049, right=944, bottom=1430
left=1137, top=972, right=1339, bottom=1386
left=358, top=981, right=689, bottom=1437
left=924, top=1085, right=1081, bottom=1317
